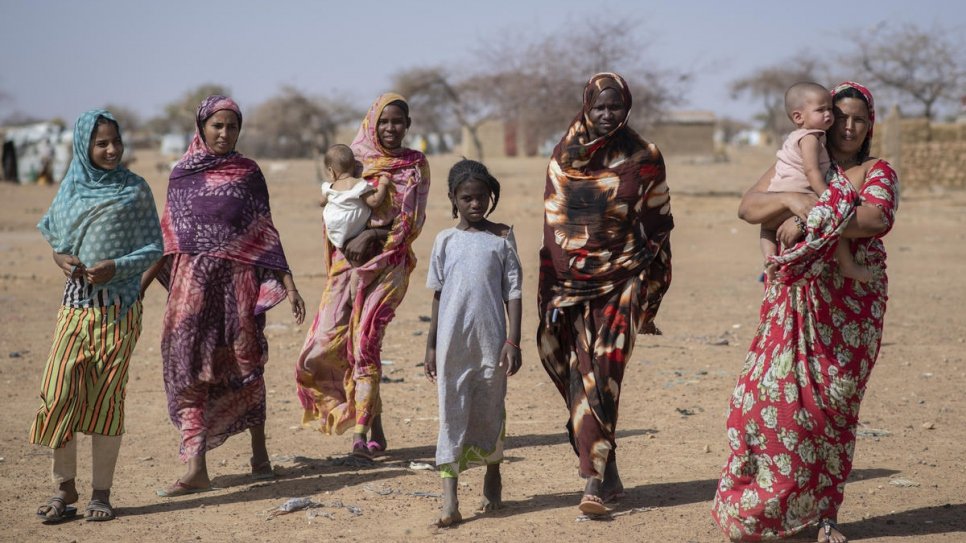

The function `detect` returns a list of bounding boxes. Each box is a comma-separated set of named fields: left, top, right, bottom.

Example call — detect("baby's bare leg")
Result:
left=836, top=241, right=872, bottom=282
left=760, top=226, right=779, bottom=279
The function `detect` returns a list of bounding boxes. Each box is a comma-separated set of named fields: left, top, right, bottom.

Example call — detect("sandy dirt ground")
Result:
left=1, top=146, right=964, bottom=542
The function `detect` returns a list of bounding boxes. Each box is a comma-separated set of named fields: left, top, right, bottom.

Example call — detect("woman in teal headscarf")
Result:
left=31, top=109, right=163, bottom=523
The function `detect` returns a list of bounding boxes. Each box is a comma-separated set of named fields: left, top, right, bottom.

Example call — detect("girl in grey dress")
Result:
left=424, top=159, right=523, bottom=527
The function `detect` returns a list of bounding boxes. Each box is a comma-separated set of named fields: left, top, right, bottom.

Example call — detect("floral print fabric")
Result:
left=712, top=161, right=899, bottom=541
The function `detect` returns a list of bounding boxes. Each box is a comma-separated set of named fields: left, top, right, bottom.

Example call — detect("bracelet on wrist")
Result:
left=505, top=339, right=520, bottom=350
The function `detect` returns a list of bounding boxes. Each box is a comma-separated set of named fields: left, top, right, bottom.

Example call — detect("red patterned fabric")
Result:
left=712, top=136, right=900, bottom=540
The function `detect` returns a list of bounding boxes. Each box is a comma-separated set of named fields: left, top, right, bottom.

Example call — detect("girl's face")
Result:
left=450, top=178, right=491, bottom=225
left=89, top=121, right=123, bottom=171
left=828, top=97, right=870, bottom=159
left=203, top=110, right=241, bottom=156
left=587, top=88, right=627, bottom=139
left=377, top=104, right=408, bottom=150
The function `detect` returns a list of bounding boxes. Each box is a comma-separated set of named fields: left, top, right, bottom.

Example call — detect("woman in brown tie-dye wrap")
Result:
left=537, top=72, right=673, bottom=515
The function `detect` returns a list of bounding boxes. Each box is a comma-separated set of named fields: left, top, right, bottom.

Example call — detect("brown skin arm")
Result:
left=274, top=270, right=305, bottom=325
left=842, top=204, right=890, bottom=238
left=500, top=298, right=523, bottom=376
left=738, top=164, right=818, bottom=228
left=423, top=291, right=441, bottom=384
left=140, top=255, right=168, bottom=296
left=342, top=227, right=390, bottom=267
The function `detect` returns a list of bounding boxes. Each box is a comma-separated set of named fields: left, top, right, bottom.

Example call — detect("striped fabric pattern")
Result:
left=30, top=301, right=142, bottom=448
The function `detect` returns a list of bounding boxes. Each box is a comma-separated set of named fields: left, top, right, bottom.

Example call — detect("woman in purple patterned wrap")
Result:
left=144, top=95, right=305, bottom=497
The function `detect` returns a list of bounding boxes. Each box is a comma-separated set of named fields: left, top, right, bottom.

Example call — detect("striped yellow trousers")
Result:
left=30, top=302, right=142, bottom=449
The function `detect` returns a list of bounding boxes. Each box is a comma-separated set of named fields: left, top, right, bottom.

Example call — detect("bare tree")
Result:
left=148, top=83, right=231, bottom=134
left=846, top=22, right=965, bottom=119
left=245, top=86, right=359, bottom=159
left=730, top=53, right=827, bottom=140
left=102, top=104, right=142, bottom=134
left=392, top=67, right=496, bottom=159
left=472, top=16, right=689, bottom=154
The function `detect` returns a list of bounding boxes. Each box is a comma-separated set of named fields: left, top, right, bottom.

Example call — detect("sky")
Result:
left=1, top=0, right=963, bottom=127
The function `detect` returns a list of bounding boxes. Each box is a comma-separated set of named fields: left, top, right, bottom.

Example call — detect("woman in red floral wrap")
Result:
left=712, top=82, right=899, bottom=543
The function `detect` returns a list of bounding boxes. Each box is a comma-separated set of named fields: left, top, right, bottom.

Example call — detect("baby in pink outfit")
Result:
left=762, top=81, right=871, bottom=282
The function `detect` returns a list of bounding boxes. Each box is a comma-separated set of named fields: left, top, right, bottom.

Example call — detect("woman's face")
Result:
left=587, top=88, right=627, bottom=139
left=203, top=110, right=241, bottom=156
left=377, top=104, right=409, bottom=150
left=89, top=121, right=123, bottom=171
left=828, top=97, right=870, bottom=159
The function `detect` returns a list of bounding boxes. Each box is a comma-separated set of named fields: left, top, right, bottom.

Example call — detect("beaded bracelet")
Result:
left=793, top=216, right=806, bottom=233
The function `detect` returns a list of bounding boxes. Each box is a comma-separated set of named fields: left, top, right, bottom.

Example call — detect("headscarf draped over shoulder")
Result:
left=542, top=72, right=673, bottom=313
left=347, top=93, right=429, bottom=272
left=38, top=109, right=163, bottom=316
left=161, top=95, right=289, bottom=272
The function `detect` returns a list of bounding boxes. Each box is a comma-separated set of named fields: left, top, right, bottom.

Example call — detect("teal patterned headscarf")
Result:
left=37, top=109, right=163, bottom=315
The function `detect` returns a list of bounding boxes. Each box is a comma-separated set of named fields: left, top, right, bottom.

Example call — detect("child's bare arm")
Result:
left=423, top=291, right=441, bottom=383
left=800, top=134, right=828, bottom=195
left=363, top=176, right=390, bottom=208
left=500, top=298, right=523, bottom=376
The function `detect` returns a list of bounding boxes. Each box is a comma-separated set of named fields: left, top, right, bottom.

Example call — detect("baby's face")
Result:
left=800, top=92, right=834, bottom=131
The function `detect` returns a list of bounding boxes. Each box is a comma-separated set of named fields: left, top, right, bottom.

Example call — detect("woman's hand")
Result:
left=53, top=252, right=84, bottom=279
left=342, top=228, right=389, bottom=267
left=499, top=341, right=522, bottom=377
left=287, top=289, right=305, bottom=325
left=776, top=216, right=805, bottom=247
left=85, top=259, right=116, bottom=285
left=423, top=347, right=437, bottom=384
left=783, top=192, right=819, bottom=221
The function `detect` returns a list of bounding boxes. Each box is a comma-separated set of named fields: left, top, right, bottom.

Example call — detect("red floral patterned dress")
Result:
left=712, top=160, right=899, bottom=541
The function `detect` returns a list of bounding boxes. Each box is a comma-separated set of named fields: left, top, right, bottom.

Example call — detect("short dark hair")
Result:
left=447, top=158, right=501, bottom=219
left=784, top=81, right=829, bottom=120
left=323, top=144, right=355, bottom=175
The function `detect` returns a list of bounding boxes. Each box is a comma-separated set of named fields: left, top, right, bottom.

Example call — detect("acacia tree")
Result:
left=148, top=83, right=231, bottom=134
left=730, top=53, right=827, bottom=139
left=102, top=104, right=142, bottom=134
left=392, top=66, right=505, bottom=159
left=246, top=86, right=358, bottom=159
left=846, top=22, right=965, bottom=119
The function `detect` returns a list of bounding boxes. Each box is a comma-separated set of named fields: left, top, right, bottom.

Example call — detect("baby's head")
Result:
left=784, top=82, right=833, bottom=131
left=323, top=144, right=355, bottom=180
left=447, top=158, right=500, bottom=221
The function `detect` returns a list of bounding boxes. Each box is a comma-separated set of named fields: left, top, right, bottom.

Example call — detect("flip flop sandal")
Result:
left=578, top=494, right=612, bottom=516
left=156, top=480, right=216, bottom=498
left=36, top=497, right=77, bottom=524
left=351, top=439, right=374, bottom=460
left=366, top=440, right=386, bottom=455
left=84, top=499, right=115, bottom=522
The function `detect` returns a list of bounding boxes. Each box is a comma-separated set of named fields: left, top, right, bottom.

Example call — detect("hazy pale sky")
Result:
left=1, top=0, right=962, bottom=125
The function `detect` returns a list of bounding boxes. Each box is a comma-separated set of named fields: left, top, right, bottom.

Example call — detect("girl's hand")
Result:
left=288, top=289, right=305, bottom=325
left=500, top=341, right=522, bottom=377
left=423, top=348, right=437, bottom=383
left=53, top=252, right=84, bottom=279
left=85, top=259, right=116, bottom=285
left=776, top=216, right=805, bottom=247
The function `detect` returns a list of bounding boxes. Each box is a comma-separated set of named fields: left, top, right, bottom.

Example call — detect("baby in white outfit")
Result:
left=319, top=144, right=389, bottom=249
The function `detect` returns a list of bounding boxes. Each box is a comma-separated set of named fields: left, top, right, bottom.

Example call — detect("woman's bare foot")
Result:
left=250, top=424, right=274, bottom=478
left=818, top=518, right=847, bottom=543
left=435, top=477, right=461, bottom=527
left=480, top=463, right=503, bottom=512
left=178, top=454, right=211, bottom=489
left=369, top=415, right=387, bottom=451
left=37, top=479, right=79, bottom=520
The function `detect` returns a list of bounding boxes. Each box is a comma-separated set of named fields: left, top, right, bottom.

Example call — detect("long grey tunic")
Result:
left=427, top=227, right=523, bottom=468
